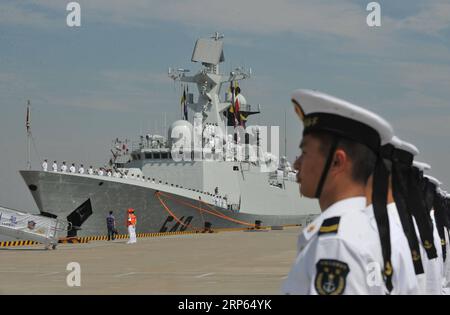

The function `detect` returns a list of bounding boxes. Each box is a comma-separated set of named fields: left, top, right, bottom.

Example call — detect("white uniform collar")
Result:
left=365, top=202, right=401, bottom=228
left=322, top=196, right=367, bottom=219
left=297, top=196, right=367, bottom=252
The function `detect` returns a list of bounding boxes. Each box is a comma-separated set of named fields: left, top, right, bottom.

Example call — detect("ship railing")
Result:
left=268, top=170, right=297, bottom=187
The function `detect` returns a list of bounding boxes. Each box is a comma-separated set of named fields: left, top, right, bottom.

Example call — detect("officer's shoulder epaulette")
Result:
left=318, top=216, right=341, bottom=236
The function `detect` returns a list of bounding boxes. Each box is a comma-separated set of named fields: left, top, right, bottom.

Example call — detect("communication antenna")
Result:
left=26, top=100, right=31, bottom=170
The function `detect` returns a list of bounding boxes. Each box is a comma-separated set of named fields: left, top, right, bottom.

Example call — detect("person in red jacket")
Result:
left=126, top=208, right=137, bottom=244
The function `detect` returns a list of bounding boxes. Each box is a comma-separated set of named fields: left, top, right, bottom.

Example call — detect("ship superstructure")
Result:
left=20, top=34, right=320, bottom=236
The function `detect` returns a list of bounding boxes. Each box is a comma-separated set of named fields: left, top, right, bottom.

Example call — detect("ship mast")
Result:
left=284, top=109, right=287, bottom=158
left=26, top=100, right=31, bottom=170
left=168, top=33, right=252, bottom=127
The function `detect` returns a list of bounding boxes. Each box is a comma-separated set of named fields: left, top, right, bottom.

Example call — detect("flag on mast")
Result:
left=233, top=81, right=241, bottom=126
left=180, top=85, right=186, bottom=119
left=184, top=86, right=188, bottom=120
left=228, top=81, right=240, bottom=127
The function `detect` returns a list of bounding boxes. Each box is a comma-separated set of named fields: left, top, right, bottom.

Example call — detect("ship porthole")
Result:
left=28, top=184, right=38, bottom=191
left=98, top=182, right=104, bottom=186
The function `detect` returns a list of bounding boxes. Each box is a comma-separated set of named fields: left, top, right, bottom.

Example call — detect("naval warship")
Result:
left=20, top=34, right=320, bottom=237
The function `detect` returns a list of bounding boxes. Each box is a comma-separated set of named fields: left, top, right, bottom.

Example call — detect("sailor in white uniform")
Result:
left=88, top=166, right=94, bottom=175
left=435, top=188, right=450, bottom=294
left=423, top=175, right=445, bottom=294
left=98, top=168, right=104, bottom=176
left=235, top=86, right=247, bottom=107
left=281, top=89, right=413, bottom=295
left=364, top=137, right=420, bottom=295
left=403, top=161, right=443, bottom=294
left=42, top=159, right=48, bottom=171
left=60, top=161, right=67, bottom=173
left=78, top=164, right=85, bottom=174
left=444, top=192, right=450, bottom=293
left=69, top=163, right=76, bottom=173
left=52, top=161, right=58, bottom=172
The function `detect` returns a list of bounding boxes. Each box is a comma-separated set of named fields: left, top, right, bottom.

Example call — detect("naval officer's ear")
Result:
left=330, top=149, right=348, bottom=174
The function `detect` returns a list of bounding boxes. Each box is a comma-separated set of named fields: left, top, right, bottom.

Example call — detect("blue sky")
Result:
left=0, top=0, right=449, bottom=211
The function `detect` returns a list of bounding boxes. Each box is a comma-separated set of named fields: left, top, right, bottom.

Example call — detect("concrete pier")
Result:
left=0, top=227, right=301, bottom=294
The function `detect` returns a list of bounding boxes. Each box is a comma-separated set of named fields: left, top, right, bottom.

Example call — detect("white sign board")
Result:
left=0, top=206, right=60, bottom=243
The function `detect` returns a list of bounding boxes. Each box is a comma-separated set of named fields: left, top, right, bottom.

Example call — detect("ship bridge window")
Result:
left=132, top=154, right=141, bottom=160
left=161, top=152, right=168, bottom=159
left=145, top=153, right=152, bottom=159
left=153, top=152, right=161, bottom=159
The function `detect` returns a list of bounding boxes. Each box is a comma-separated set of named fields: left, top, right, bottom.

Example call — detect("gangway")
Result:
left=0, top=206, right=70, bottom=249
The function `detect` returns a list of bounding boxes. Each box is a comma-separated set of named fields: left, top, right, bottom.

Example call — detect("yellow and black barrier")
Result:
left=0, top=240, right=39, bottom=247
left=0, top=224, right=301, bottom=248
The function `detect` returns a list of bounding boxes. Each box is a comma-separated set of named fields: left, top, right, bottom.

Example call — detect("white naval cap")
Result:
left=437, top=187, right=446, bottom=197
left=390, top=136, right=420, bottom=156
left=424, top=175, right=441, bottom=187
left=382, top=136, right=419, bottom=165
left=413, top=161, right=431, bottom=171
left=291, top=89, right=394, bottom=151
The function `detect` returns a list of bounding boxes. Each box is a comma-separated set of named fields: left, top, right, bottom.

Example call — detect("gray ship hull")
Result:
left=20, top=171, right=316, bottom=237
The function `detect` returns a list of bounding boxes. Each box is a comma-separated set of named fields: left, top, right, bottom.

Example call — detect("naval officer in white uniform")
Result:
left=364, top=137, right=420, bottom=294
left=444, top=192, right=450, bottom=293
left=423, top=175, right=445, bottom=294
left=409, top=161, right=443, bottom=294
left=380, top=138, right=445, bottom=295
left=52, top=161, right=58, bottom=172
left=42, top=159, right=48, bottom=171
left=281, top=89, right=412, bottom=295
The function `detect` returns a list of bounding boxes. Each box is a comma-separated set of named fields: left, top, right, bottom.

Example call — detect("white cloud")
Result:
left=395, top=1, right=450, bottom=35
left=16, top=0, right=390, bottom=40
left=0, top=0, right=445, bottom=62
left=0, top=2, right=57, bottom=28
left=1, top=0, right=446, bottom=43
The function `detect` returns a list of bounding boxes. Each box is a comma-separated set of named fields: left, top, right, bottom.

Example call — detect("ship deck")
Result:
left=0, top=227, right=301, bottom=294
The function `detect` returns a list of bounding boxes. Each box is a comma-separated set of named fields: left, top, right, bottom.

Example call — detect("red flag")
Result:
left=234, top=97, right=240, bottom=126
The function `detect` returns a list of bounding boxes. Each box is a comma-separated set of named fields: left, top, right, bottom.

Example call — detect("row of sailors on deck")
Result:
left=41, top=159, right=230, bottom=209
left=42, top=160, right=147, bottom=179
left=42, top=160, right=90, bottom=174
